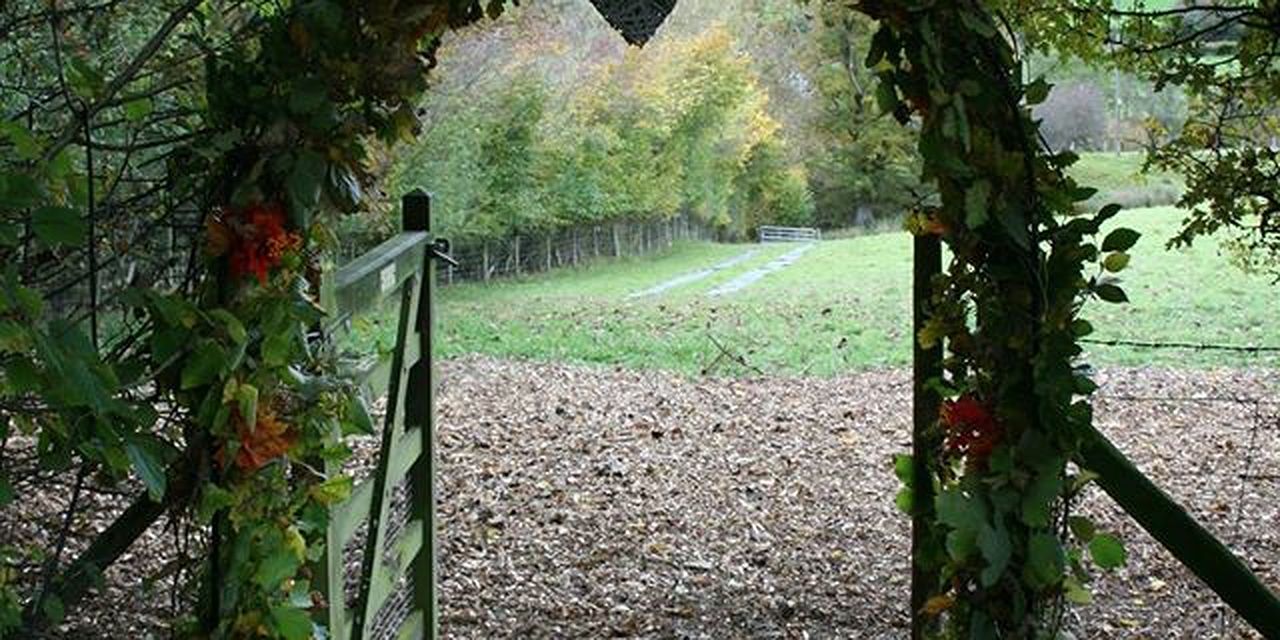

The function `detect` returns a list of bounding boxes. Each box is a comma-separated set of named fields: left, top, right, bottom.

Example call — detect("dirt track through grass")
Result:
left=628, top=248, right=760, bottom=298
left=707, top=242, right=816, bottom=297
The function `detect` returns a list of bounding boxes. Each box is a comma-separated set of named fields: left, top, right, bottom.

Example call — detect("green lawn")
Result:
left=1070, top=152, right=1184, bottom=211
left=350, top=206, right=1279, bottom=375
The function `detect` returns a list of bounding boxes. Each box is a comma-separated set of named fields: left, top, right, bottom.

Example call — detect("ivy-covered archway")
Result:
left=2, top=1, right=1278, bottom=638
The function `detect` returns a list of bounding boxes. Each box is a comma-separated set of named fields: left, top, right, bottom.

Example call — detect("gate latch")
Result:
left=429, top=237, right=459, bottom=268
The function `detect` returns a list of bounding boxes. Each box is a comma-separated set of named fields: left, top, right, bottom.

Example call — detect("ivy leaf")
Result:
left=1101, top=227, right=1141, bottom=252
left=1088, top=533, right=1127, bottom=569
left=1025, top=77, right=1052, bottom=106
left=1064, top=576, right=1093, bottom=604
left=286, top=150, right=327, bottom=227
left=261, top=331, right=294, bottom=368
left=1024, top=533, right=1064, bottom=588
left=309, top=474, right=353, bottom=506
left=1094, top=283, right=1129, bottom=304
left=977, top=522, right=1011, bottom=586
left=32, top=205, right=86, bottom=246
left=965, top=180, right=991, bottom=228
left=254, top=549, right=300, bottom=591
left=181, top=341, right=228, bottom=390
left=996, top=209, right=1031, bottom=249
left=268, top=605, right=314, bottom=640
left=0, top=171, right=43, bottom=208
left=1020, top=461, right=1063, bottom=527
left=1068, top=515, right=1096, bottom=542
left=0, top=121, right=41, bottom=160
left=197, top=484, right=236, bottom=523
left=208, top=309, right=247, bottom=344
left=894, top=487, right=913, bottom=514
left=236, top=383, right=259, bottom=425
left=41, top=593, right=65, bottom=625
left=937, top=489, right=987, bottom=561
left=936, top=489, right=987, bottom=530
left=1103, top=252, right=1130, bottom=272
left=1096, top=203, right=1123, bottom=224
left=342, top=394, right=375, bottom=436
left=892, top=454, right=913, bottom=486
left=125, top=436, right=167, bottom=501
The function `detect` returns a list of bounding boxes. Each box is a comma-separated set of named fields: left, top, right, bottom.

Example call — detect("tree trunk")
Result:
left=545, top=235, right=552, bottom=272
left=482, top=243, right=490, bottom=282
left=514, top=235, right=521, bottom=276
left=612, top=223, right=621, bottom=257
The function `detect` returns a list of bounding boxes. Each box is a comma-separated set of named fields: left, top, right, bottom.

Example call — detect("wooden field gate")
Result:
left=317, top=190, right=450, bottom=640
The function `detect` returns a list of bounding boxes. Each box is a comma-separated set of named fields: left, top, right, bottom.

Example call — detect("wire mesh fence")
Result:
left=1078, top=339, right=1279, bottom=637
left=337, top=215, right=714, bottom=285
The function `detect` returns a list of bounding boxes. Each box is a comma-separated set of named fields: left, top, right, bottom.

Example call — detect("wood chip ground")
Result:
left=5, top=357, right=1276, bottom=638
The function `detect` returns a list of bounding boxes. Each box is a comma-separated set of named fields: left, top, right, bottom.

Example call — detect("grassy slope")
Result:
left=352, top=206, right=1279, bottom=375
left=1070, top=152, right=1184, bottom=210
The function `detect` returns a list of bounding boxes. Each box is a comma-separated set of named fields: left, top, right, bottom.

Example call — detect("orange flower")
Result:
left=940, top=395, right=1003, bottom=466
left=218, top=408, right=297, bottom=472
left=221, top=201, right=300, bottom=285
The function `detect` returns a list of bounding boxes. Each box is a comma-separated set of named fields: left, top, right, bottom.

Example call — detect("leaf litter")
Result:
left=3, top=358, right=1276, bottom=638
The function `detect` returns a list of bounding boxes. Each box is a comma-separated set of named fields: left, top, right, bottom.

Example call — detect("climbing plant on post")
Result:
left=857, top=1, right=1137, bottom=636
left=133, top=2, right=509, bottom=637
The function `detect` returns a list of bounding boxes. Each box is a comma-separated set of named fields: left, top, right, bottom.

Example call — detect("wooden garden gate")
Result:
left=317, top=190, right=451, bottom=640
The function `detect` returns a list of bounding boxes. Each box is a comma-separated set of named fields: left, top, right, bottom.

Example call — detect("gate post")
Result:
left=402, top=190, right=439, bottom=638
left=911, top=233, right=942, bottom=639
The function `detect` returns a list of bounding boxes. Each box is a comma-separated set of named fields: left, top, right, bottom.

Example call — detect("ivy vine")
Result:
left=862, top=1, right=1139, bottom=636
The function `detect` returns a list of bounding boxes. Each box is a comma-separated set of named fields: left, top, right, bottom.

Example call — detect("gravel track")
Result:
left=628, top=249, right=761, bottom=299
left=707, top=244, right=815, bottom=297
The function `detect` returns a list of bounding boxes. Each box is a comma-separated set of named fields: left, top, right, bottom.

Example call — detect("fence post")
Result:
left=911, top=234, right=942, bottom=639
left=403, top=190, right=440, bottom=639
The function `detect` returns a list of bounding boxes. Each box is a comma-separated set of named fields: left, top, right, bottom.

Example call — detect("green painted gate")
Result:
left=319, top=190, right=448, bottom=640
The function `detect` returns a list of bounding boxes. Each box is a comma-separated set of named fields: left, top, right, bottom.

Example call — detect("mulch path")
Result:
left=427, top=358, right=1278, bottom=639
left=6, top=357, right=1277, bottom=638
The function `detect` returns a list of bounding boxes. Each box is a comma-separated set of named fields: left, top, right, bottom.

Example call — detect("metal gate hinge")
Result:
left=430, top=237, right=458, bottom=268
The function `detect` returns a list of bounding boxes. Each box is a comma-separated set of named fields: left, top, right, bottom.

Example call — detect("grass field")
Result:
left=350, top=206, right=1279, bottom=376
left=1070, top=152, right=1184, bottom=211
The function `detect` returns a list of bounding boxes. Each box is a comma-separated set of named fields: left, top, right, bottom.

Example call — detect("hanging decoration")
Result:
left=588, top=0, right=677, bottom=45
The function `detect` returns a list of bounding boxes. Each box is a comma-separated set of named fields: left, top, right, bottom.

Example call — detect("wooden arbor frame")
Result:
left=28, top=3, right=1278, bottom=639
left=325, top=3, right=1280, bottom=638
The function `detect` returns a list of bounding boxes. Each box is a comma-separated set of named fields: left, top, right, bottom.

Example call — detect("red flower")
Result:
left=940, top=395, right=1003, bottom=466
left=219, top=201, right=301, bottom=285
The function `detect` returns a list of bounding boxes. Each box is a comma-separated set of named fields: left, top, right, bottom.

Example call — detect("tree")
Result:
left=1006, top=0, right=1280, bottom=279
left=1034, top=81, right=1107, bottom=151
